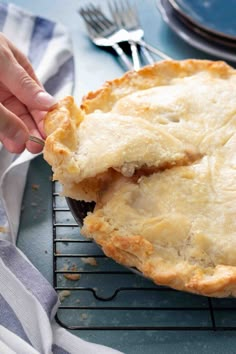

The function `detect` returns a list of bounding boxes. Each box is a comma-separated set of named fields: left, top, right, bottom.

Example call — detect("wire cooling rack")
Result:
left=52, top=181, right=236, bottom=331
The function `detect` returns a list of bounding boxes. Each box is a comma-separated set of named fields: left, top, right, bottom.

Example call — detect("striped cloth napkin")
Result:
left=0, top=3, right=122, bottom=354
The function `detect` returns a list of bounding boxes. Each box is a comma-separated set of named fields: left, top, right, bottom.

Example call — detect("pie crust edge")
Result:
left=43, top=59, right=236, bottom=297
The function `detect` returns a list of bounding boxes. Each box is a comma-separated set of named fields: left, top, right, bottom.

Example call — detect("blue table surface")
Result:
left=7, top=0, right=236, bottom=353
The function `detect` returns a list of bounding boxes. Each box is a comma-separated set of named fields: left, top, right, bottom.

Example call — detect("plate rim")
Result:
left=169, top=0, right=236, bottom=41
left=157, top=0, right=236, bottom=62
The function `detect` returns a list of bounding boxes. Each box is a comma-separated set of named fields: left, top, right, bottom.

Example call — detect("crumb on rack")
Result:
left=60, top=264, right=69, bottom=272
left=81, top=257, right=98, bottom=266
left=63, top=273, right=81, bottom=281
left=32, top=184, right=40, bottom=191
left=58, top=290, right=71, bottom=302
left=80, top=313, right=88, bottom=320
left=63, top=264, right=81, bottom=281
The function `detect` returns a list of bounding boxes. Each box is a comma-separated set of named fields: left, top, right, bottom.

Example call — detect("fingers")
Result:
left=6, top=37, right=42, bottom=86
left=30, top=109, right=47, bottom=138
left=1, top=61, right=56, bottom=110
left=0, top=105, right=44, bottom=154
left=1, top=95, right=44, bottom=153
left=0, top=83, right=47, bottom=143
left=23, top=118, right=44, bottom=154
left=0, top=34, right=56, bottom=111
left=0, top=34, right=55, bottom=153
left=0, top=103, right=28, bottom=153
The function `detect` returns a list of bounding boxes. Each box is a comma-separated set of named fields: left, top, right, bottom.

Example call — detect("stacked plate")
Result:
left=157, top=0, right=236, bottom=62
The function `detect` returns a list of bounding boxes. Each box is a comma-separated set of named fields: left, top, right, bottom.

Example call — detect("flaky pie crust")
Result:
left=44, top=59, right=236, bottom=297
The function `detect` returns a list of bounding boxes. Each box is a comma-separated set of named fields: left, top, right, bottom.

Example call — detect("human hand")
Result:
left=0, top=33, right=56, bottom=154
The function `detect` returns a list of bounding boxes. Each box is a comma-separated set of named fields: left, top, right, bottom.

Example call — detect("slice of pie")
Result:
left=44, top=59, right=236, bottom=297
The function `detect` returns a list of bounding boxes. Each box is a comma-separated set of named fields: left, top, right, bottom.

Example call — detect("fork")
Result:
left=28, top=135, right=45, bottom=146
left=79, top=4, right=133, bottom=71
left=108, top=0, right=143, bottom=69
left=108, top=0, right=171, bottom=62
left=108, top=0, right=154, bottom=69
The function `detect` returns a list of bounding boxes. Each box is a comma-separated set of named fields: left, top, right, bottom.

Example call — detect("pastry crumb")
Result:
left=58, top=290, right=71, bottom=301
left=81, top=257, right=98, bottom=266
left=32, top=184, right=40, bottom=190
left=63, top=264, right=81, bottom=281
left=80, top=313, right=88, bottom=320
left=63, top=273, right=81, bottom=281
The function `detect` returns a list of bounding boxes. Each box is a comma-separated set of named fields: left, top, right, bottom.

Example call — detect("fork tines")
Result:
left=108, top=0, right=170, bottom=61
left=79, top=2, right=133, bottom=70
left=79, top=1, right=170, bottom=71
left=109, top=0, right=139, bottom=29
left=79, top=4, right=115, bottom=35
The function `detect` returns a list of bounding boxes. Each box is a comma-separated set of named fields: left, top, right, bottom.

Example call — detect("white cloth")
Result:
left=0, top=3, right=123, bottom=354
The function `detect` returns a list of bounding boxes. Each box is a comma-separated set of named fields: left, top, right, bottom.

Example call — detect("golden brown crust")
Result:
left=44, top=96, right=84, bottom=180
left=44, top=59, right=235, bottom=201
left=82, top=212, right=236, bottom=297
left=46, top=60, right=220, bottom=201
left=44, top=59, right=236, bottom=297
left=81, top=59, right=234, bottom=113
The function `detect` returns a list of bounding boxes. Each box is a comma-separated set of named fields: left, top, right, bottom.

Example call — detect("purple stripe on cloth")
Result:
left=52, top=344, right=70, bottom=354
left=0, top=240, right=58, bottom=317
left=0, top=293, right=31, bottom=345
left=0, top=2, right=8, bottom=31
left=28, top=16, right=55, bottom=68
left=44, top=56, right=74, bottom=96
left=0, top=201, right=7, bottom=226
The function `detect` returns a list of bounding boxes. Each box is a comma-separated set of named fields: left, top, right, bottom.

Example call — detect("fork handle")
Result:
left=129, top=40, right=141, bottom=70
left=138, top=39, right=172, bottom=60
left=140, top=45, right=155, bottom=65
left=112, top=43, right=133, bottom=71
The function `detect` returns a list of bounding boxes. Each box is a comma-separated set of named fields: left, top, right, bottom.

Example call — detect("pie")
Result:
left=44, top=59, right=236, bottom=297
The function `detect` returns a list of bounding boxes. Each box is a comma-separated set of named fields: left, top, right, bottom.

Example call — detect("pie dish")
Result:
left=157, top=0, right=236, bottom=63
left=44, top=59, right=236, bottom=297
left=168, top=0, right=236, bottom=40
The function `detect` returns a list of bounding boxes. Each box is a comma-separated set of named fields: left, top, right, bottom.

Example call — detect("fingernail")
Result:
left=36, top=92, right=57, bottom=108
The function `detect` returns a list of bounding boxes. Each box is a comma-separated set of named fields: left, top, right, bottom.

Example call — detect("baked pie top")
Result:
left=44, top=59, right=236, bottom=297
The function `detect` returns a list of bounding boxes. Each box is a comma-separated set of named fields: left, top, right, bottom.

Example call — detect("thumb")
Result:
left=1, top=61, right=56, bottom=110
left=0, top=103, right=28, bottom=153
